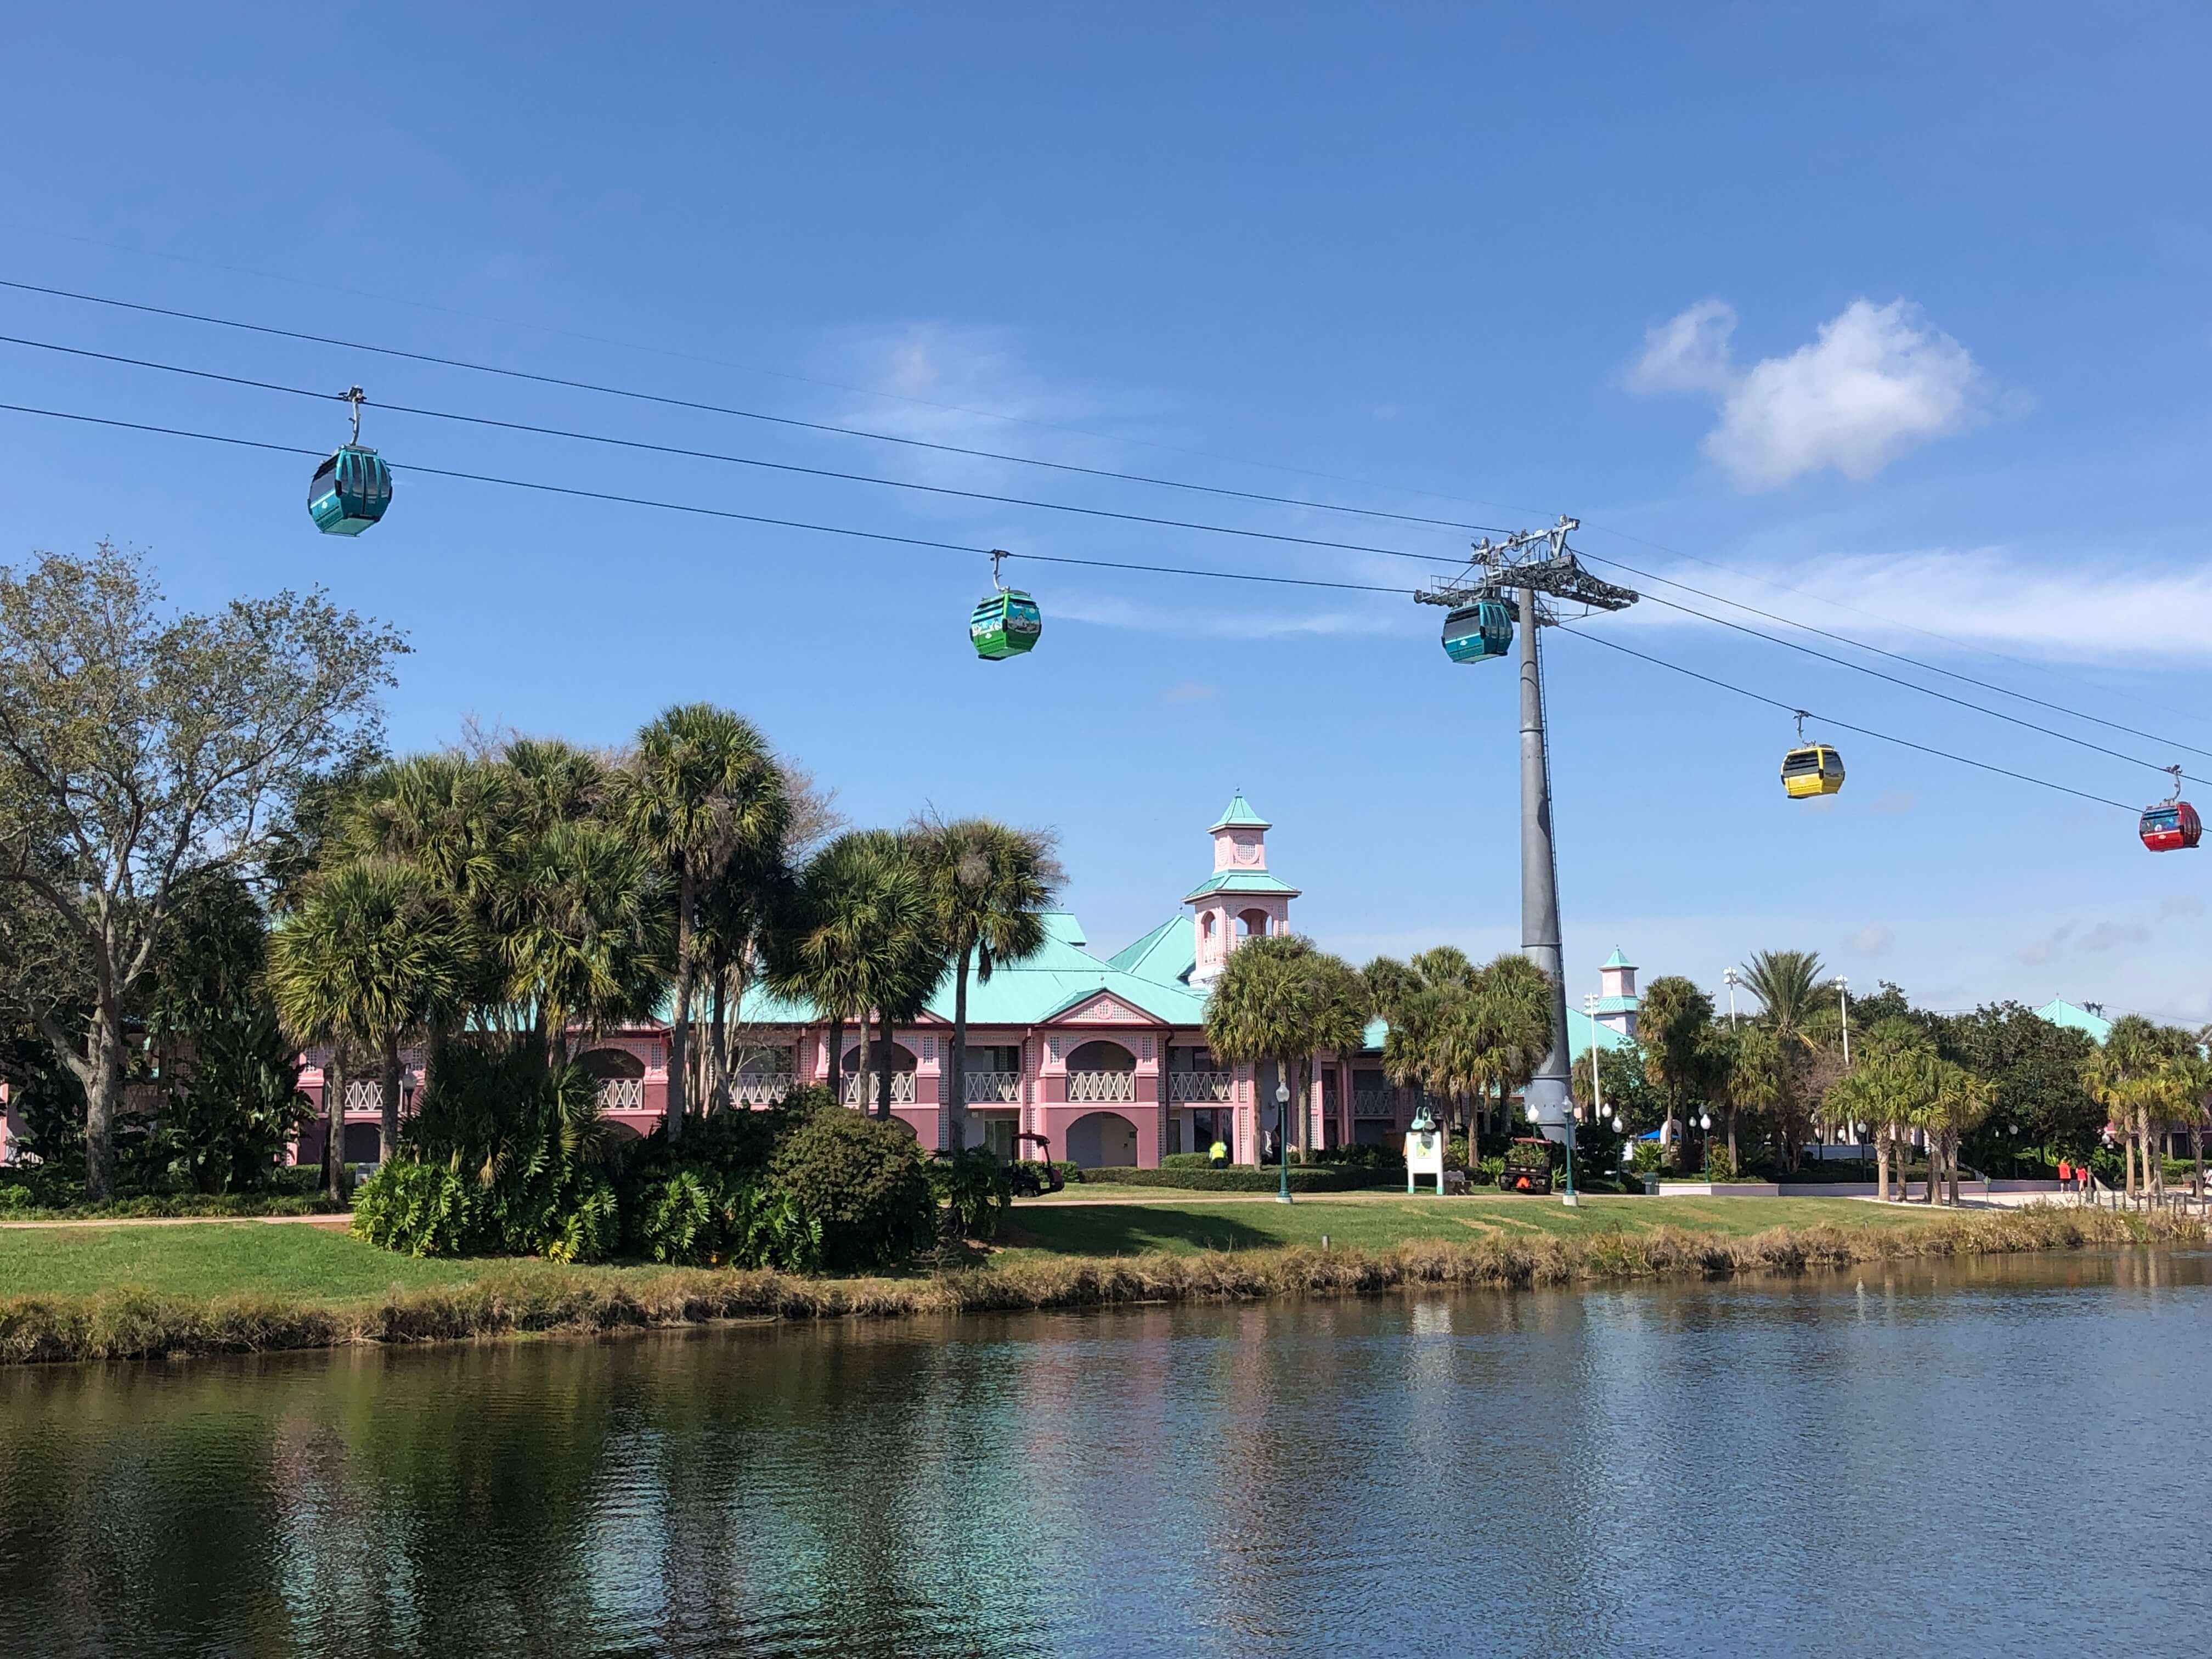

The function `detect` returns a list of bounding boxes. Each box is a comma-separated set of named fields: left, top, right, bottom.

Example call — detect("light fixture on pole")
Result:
left=1274, top=1079, right=1293, bottom=1205
left=1583, top=991, right=1605, bottom=1129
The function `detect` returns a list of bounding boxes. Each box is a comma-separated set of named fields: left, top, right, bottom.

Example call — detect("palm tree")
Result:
left=1637, top=975, right=1716, bottom=1160
left=1740, top=949, right=1829, bottom=1037
left=336, top=752, right=521, bottom=1064
left=498, top=816, right=668, bottom=1064
left=1204, top=934, right=1368, bottom=1162
left=1740, top=949, right=1832, bottom=1169
left=2086, top=1014, right=2171, bottom=1198
left=1722, top=1023, right=1786, bottom=1173
left=2168, top=1048, right=2212, bottom=1201
left=913, top=815, right=1062, bottom=1152
left=1475, top=952, right=1554, bottom=1141
left=619, top=705, right=790, bottom=1139
left=766, top=831, right=934, bottom=1118
left=267, top=859, right=474, bottom=1190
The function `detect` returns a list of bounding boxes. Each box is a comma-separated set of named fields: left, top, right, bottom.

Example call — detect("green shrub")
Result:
left=351, top=1161, right=475, bottom=1257
left=1161, top=1152, right=1215, bottom=1169
left=769, top=1108, right=934, bottom=1271
left=1079, top=1165, right=1390, bottom=1193
left=930, top=1147, right=1012, bottom=1241
left=628, top=1167, right=822, bottom=1269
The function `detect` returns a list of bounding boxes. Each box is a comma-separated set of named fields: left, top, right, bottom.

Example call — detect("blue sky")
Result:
left=4, top=4, right=2209, bottom=1020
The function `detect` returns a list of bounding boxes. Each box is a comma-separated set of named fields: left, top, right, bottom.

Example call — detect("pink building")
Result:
left=274, top=793, right=1626, bottom=1173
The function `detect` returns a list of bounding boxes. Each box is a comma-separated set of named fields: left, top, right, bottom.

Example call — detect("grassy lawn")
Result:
left=998, top=1192, right=1944, bottom=1260
left=0, top=1223, right=490, bottom=1302
left=0, top=1195, right=1955, bottom=1304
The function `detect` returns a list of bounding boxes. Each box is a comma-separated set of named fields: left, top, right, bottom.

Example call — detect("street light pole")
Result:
left=1723, top=966, right=1740, bottom=1028
left=1835, top=977, right=1851, bottom=1067
left=1275, top=1078, right=1293, bottom=1205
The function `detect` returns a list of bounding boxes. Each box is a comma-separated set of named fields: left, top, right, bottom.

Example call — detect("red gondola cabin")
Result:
left=2139, top=802, right=2202, bottom=852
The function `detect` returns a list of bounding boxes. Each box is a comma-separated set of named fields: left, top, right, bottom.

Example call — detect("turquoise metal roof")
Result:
left=1590, top=994, right=1639, bottom=1014
left=1106, top=917, right=1196, bottom=986
left=1183, top=870, right=1301, bottom=901
left=2035, top=998, right=2113, bottom=1045
left=1602, top=946, right=1634, bottom=969
left=733, top=913, right=1210, bottom=1030
left=1210, top=792, right=1271, bottom=832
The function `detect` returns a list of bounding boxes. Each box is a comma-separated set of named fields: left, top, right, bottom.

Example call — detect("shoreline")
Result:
left=0, top=1205, right=2199, bottom=1367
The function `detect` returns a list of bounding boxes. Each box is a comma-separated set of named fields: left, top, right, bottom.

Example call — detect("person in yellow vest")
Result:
left=1208, top=1138, right=1228, bottom=1169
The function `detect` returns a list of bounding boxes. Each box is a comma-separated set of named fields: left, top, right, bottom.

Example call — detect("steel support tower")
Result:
left=1416, top=517, right=1637, bottom=1197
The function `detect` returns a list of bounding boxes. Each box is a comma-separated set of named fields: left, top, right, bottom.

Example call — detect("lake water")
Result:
left=1, top=1252, right=2206, bottom=1658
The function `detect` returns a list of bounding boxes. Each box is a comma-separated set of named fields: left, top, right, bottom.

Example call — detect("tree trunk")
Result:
left=379, top=1032, right=401, bottom=1166
left=708, top=971, right=729, bottom=1116
left=80, top=995, right=126, bottom=1203
left=666, top=865, right=696, bottom=1142
left=946, top=945, right=972, bottom=1155
left=2192, top=1125, right=2203, bottom=1202
left=1875, top=1126, right=1890, bottom=1202
left=874, top=1007, right=894, bottom=1121
left=1727, top=1105, right=1739, bottom=1173
left=324, top=1048, right=345, bottom=1201
left=826, top=1017, right=845, bottom=1107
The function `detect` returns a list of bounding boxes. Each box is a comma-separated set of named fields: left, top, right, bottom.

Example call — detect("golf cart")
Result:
left=1501, top=1136, right=1556, bottom=1195
left=1007, top=1131, right=1066, bottom=1198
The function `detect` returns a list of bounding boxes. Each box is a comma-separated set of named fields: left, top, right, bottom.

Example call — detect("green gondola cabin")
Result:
left=308, top=445, right=393, bottom=536
left=1441, top=599, right=1514, bottom=663
left=970, top=589, right=1042, bottom=659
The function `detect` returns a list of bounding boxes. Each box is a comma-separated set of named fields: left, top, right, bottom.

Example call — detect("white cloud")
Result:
left=1629, top=298, right=2008, bottom=488
left=1628, top=299, right=1739, bottom=396
left=1848, top=923, right=1894, bottom=956
left=1623, top=544, right=2212, bottom=664
left=1161, top=681, right=1218, bottom=703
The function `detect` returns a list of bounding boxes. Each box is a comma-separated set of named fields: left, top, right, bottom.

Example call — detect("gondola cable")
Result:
left=1553, top=624, right=2140, bottom=814
left=0, top=278, right=1520, bottom=537
left=13, top=272, right=2202, bottom=750
left=6, top=324, right=2203, bottom=787
left=0, top=331, right=1485, bottom=565
left=0, top=393, right=2146, bottom=819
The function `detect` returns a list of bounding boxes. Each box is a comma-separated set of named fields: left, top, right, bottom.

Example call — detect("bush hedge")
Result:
left=1079, top=1164, right=1401, bottom=1193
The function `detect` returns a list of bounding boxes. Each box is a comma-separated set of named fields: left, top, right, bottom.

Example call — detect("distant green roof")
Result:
left=1106, top=918, right=1195, bottom=987
left=1183, top=870, right=1301, bottom=901
left=1591, top=994, right=1638, bottom=1014
left=1602, top=947, right=1634, bottom=969
left=736, top=912, right=1210, bottom=1030
left=2035, top=998, right=2113, bottom=1045
left=1210, top=792, right=1270, bottom=832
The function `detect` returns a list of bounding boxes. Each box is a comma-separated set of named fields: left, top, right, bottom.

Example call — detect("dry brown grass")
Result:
left=0, top=1203, right=2194, bottom=1365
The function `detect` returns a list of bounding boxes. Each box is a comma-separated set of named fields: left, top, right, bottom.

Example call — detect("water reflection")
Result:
left=0, top=1252, right=2205, bottom=1657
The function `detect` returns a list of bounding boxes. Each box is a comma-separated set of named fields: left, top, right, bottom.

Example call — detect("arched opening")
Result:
left=577, top=1046, right=646, bottom=1112
left=1201, top=912, right=1216, bottom=941
left=1065, top=1110, right=1138, bottom=1170
left=1065, top=1040, right=1136, bottom=1104
left=842, top=1042, right=918, bottom=1106
left=1237, top=907, right=1271, bottom=940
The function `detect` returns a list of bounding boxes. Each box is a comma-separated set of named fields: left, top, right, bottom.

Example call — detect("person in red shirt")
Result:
left=2058, top=1158, right=2074, bottom=1197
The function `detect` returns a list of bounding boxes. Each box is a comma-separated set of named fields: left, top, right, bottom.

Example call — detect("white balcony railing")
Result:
left=344, top=1080, right=385, bottom=1112
left=1354, top=1088, right=1415, bottom=1119
left=956, top=1070, right=1023, bottom=1105
left=844, top=1072, right=917, bottom=1107
left=1066, top=1069, right=1136, bottom=1103
left=730, top=1076, right=793, bottom=1108
left=1169, top=1070, right=1233, bottom=1103
left=596, top=1077, right=647, bottom=1111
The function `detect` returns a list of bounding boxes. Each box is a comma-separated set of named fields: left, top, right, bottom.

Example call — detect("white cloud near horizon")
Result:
left=1629, top=299, right=2011, bottom=488
left=1621, top=545, right=2212, bottom=664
